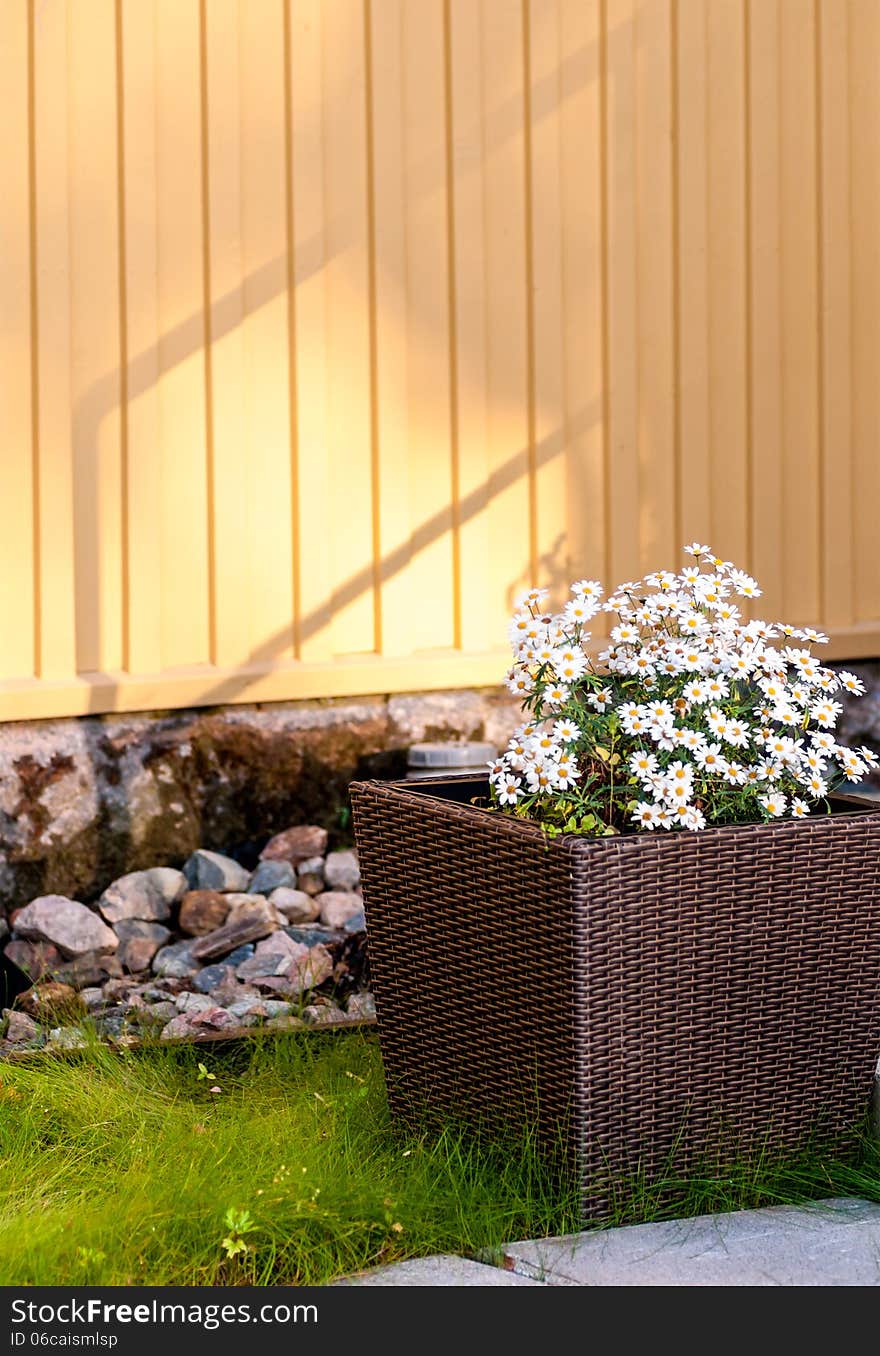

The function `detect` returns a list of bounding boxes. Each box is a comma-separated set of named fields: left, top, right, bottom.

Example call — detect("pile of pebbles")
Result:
left=1, top=824, right=374, bottom=1055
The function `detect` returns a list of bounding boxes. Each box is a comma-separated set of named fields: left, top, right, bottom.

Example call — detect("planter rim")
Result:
left=350, top=774, right=880, bottom=858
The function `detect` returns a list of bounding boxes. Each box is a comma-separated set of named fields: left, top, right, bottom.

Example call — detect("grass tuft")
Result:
left=0, top=1032, right=877, bottom=1285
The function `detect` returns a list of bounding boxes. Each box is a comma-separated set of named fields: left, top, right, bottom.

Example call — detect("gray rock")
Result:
left=236, top=931, right=305, bottom=980
left=346, top=992, right=376, bottom=1021
left=13, top=896, right=119, bottom=958
left=500, top=1198, right=880, bottom=1286
left=341, top=908, right=366, bottom=934
left=175, top=991, right=214, bottom=1014
left=98, top=868, right=186, bottom=924
left=152, top=939, right=202, bottom=979
left=269, top=887, right=320, bottom=924
left=130, top=984, right=170, bottom=1004
left=224, top=943, right=255, bottom=967
left=94, top=1007, right=128, bottom=1040
left=318, top=892, right=365, bottom=930
left=283, top=924, right=346, bottom=951
left=3, top=1009, right=40, bottom=1044
left=296, top=857, right=325, bottom=896
left=226, top=998, right=269, bottom=1020
left=302, top=1002, right=345, bottom=1025
left=193, top=964, right=237, bottom=994
left=113, top=920, right=171, bottom=973
left=139, top=1000, right=177, bottom=1025
left=249, top=860, right=297, bottom=896
left=262, top=999, right=293, bottom=1018
left=250, top=942, right=334, bottom=997
left=80, top=987, right=106, bottom=1012
left=324, top=850, right=360, bottom=892
left=46, top=1025, right=88, bottom=1050
left=183, top=850, right=250, bottom=894
left=159, top=1014, right=194, bottom=1040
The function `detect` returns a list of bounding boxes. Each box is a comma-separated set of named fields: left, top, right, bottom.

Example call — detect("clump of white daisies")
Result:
left=489, top=544, right=877, bottom=835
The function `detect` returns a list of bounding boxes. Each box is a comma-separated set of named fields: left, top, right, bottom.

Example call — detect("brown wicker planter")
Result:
left=350, top=775, right=880, bottom=1217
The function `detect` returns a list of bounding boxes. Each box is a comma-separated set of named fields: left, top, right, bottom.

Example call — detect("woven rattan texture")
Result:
left=351, top=778, right=880, bottom=1217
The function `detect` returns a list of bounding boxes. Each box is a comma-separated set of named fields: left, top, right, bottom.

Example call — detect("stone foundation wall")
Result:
left=0, top=689, right=520, bottom=918
left=2, top=656, right=877, bottom=923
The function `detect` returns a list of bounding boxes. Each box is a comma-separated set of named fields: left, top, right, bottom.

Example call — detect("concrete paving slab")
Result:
left=335, top=1255, right=543, bottom=1286
left=501, top=1197, right=880, bottom=1286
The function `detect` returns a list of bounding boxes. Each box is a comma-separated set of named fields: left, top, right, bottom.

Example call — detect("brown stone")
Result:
left=190, top=914, right=278, bottom=962
left=4, top=938, right=62, bottom=981
left=260, top=824, right=328, bottom=867
left=224, top=895, right=284, bottom=929
left=18, top=981, right=84, bottom=1022
left=53, top=951, right=123, bottom=988
left=178, top=891, right=231, bottom=937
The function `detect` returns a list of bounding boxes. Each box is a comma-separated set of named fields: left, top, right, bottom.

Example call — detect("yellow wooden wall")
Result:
left=1, top=0, right=878, bottom=722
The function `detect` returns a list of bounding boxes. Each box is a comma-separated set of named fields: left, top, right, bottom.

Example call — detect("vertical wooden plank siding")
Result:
left=0, top=0, right=35, bottom=681
left=69, top=0, right=123, bottom=676
left=1, top=0, right=879, bottom=721
left=155, top=0, right=210, bottom=671
left=31, top=0, right=78, bottom=682
left=119, top=0, right=163, bottom=677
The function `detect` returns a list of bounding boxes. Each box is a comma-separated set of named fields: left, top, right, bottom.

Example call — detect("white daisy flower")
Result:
left=730, top=569, right=762, bottom=598
left=681, top=805, right=707, bottom=831
left=554, top=760, right=580, bottom=791
left=543, top=684, right=570, bottom=708
left=837, top=670, right=866, bottom=696
left=631, top=802, right=662, bottom=829
left=627, top=751, right=658, bottom=781
left=529, top=731, right=562, bottom=757
left=759, top=792, right=787, bottom=817
left=555, top=719, right=581, bottom=743
left=706, top=707, right=729, bottom=738
left=694, top=742, right=728, bottom=774
left=563, top=596, right=598, bottom=626
left=790, top=797, right=810, bottom=818
left=810, top=730, right=836, bottom=751
left=587, top=688, right=612, bottom=711
left=506, top=668, right=535, bottom=697
left=525, top=759, right=557, bottom=793
left=497, top=777, right=523, bottom=805
left=572, top=578, right=603, bottom=600
left=859, top=745, right=879, bottom=770
left=809, top=698, right=842, bottom=728
left=836, top=749, right=867, bottom=780
left=684, top=542, right=712, bottom=556
left=722, top=719, right=750, bottom=749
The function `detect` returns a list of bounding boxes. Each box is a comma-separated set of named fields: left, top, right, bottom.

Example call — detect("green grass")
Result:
left=0, top=1030, right=879, bottom=1286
